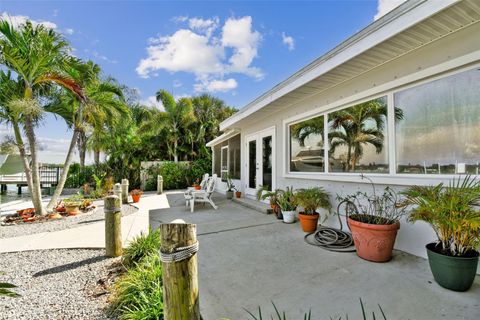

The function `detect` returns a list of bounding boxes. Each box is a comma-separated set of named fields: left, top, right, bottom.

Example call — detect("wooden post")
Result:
left=121, top=179, right=129, bottom=204
left=104, top=195, right=122, bottom=257
left=160, top=223, right=199, bottom=320
left=157, top=175, right=163, bottom=194
left=113, top=183, right=122, bottom=199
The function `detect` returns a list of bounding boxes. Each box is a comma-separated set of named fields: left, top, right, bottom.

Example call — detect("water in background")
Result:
left=0, top=185, right=31, bottom=204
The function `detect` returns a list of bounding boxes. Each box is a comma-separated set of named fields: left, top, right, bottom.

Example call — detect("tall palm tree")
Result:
left=0, top=71, right=34, bottom=194
left=328, top=99, right=403, bottom=171
left=151, top=90, right=196, bottom=163
left=45, top=63, right=128, bottom=210
left=0, top=20, right=85, bottom=215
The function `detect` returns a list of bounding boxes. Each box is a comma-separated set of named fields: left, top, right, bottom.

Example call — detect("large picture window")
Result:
left=289, top=115, right=325, bottom=172
left=328, top=96, right=389, bottom=173
left=395, top=68, right=480, bottom=175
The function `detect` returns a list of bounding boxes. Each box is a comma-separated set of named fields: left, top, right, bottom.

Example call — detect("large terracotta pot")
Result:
left=298, top=213, right=319, bottom=232
left=348, top=217, right=400, bottom=262
left=65, top=205, right=80, bottom=216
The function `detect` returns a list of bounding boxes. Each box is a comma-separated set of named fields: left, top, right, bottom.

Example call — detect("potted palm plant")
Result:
left=276, top=187, right=297, bottom=223
left=295, top=187, right=331, bottom=232
left=130, top=189, right=143, bottom=203
left=400, top=176, right=480, bottom=291
left=338, top=185, right=406, bottom=262
left=258, top=188, right=283, bottom=219
left=226, top=175, right=235, bottom=199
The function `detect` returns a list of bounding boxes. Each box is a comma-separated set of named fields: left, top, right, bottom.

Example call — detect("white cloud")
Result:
left=173, top=79, right=182, bottom=88
left=194, top=78, right=237, bottom=93
left=188, top=17, right=219, bottom=37
left=281, top=32, right=295, bottom=51
left=221, top=16, right=263, bottom=79
left=0, top=12, right=57, bottom=30
left=137, top=16, right=263, bottom=92
left=140, top=96, right=165, bottom=111
left=374, top=0, right=407, bottom=20
left=64, top=28, right=74, bottom=35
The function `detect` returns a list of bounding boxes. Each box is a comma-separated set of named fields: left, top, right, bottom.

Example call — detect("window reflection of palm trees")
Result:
left=290, top=97, right=403, bottom=173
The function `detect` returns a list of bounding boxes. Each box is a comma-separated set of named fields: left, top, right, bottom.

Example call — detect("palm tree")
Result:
left=0, top=20, right=85, bottom=215
left=328, top=98, right=403, bottom=171
left=290, top=116, right=324, bottom=147
left=0, top=71, right=34, bottom=194
left=45, top=62, right=128, bottom=210
left=152, top=90, right=196, bottom=162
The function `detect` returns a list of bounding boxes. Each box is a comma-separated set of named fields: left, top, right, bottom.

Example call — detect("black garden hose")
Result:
left=303, top=200, right=356, bottom=252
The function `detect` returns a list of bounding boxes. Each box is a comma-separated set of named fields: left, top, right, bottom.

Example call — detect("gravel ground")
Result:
left=0, top=249, right=117, bottom=320
left=0, top=203, right=138, bottom=239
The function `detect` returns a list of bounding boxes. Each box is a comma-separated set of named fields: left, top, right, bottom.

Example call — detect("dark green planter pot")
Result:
left=426, top=242, right=479, bottom=292
left=226, top=191, right=234, bottom=199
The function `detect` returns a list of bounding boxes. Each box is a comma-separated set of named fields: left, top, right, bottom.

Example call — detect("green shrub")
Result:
left=110, top=254, right=163, bottom=320
left=122, top=229, right=161, bottom=268
left=188, top=157, right=211, bottom=184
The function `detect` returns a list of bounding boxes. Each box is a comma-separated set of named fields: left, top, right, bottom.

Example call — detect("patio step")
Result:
left=232, top=196, right=270, bottom=214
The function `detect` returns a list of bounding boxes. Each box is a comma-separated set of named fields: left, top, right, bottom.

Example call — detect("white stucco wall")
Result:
left=229, top=22, right=480, bottom=265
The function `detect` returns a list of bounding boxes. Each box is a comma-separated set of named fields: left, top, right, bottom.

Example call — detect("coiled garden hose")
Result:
left=303, top=200, right=356, bottom=252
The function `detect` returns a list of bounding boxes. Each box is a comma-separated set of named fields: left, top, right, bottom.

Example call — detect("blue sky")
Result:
left=0, top=0, right=403, bottom=163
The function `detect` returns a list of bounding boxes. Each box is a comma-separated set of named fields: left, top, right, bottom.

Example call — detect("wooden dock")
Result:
left=0, top=165, right=63, bottom=194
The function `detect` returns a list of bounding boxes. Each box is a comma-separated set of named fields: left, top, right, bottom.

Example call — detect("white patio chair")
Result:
left=184, top=173, right=209, bottom=207
left=190, top=176, right=218, bottom=212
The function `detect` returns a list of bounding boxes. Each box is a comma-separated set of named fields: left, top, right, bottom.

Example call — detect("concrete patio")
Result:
left=150, top=192, right=480, bottom=320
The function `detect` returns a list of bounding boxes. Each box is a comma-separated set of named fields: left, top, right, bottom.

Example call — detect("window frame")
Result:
left=282, top=61, right=480, bottom=186
left=220, top=145, right=229, bottom=181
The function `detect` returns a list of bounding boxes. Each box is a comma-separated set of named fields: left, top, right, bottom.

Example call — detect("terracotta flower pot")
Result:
left=194, top=185, right=201, bottom=190
left=235, top=191, right=241, bottom=198
left=348, top=217, right=400, bottom=262
left=298, top=212, right=319, bottom=232
left=65, top=205, right=80, bottom=216
left=132, top=194, right=141, bottom=203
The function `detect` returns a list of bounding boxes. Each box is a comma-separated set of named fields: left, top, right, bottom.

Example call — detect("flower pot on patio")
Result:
left=65, top=204, right=80, bottom=216
left=282, top=210, right=295, bottom=223
left=226, top=190, right=234, bottom=199
left=130, top=189, right=143, bottom=203
left=426, top=242, right=479, bottom=292
left=298, top=213, right=319, bottom=232
left=348, top=216, right=399, bottom=262
left=194, top=185, right=201, bottom=190
left=131, top=194, right=141, bottom=203
left=235, top=191, right=241, bottom=198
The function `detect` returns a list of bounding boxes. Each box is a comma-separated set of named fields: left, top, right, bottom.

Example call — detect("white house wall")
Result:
left=234, top=22, right=480, bottom=266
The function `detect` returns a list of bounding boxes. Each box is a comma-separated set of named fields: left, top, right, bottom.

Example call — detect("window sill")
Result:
left=283, top=172, right=471, bottom=186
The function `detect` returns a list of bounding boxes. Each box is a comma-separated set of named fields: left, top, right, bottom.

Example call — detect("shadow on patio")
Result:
left=150, top=192, right=480, bottom=320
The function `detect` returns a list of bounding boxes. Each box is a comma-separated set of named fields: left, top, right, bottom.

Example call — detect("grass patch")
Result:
left=122, top=228, right=161, bottom=268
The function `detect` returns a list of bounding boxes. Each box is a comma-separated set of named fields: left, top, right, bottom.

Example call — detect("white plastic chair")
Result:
left=190, top=176, right=218, bottom=212
left=184, top=173, right=209, bottom=207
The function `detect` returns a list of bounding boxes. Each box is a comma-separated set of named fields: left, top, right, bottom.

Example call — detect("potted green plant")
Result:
left=130, top=189, right=143, bottom=203
left=276, top=187, right=297, bottom=223
left=338, top=184, right=406, bottom=263
left=64, top=197, right=82, bottom=216
left=400, top=176, right=480, bottom=291
left=226, top=175, right=235, bottom=200
left=295, top=187, right=331, bottom=232
left=258, top=188, right=283, bottom=219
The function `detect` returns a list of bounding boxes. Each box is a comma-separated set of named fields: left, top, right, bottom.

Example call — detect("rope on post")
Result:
left=159, top=242, right=199, bottom=263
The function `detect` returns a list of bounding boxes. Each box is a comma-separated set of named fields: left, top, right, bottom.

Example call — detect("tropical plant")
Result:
left=276, top=187, right=297, bottom=212
left=0, top=19, right=85, bottom=215
left=122, top=228, right=161, bottom=268
left=245, top=299, right=387, bottom=320
left=141, top=90, right=196, bottom=163
left=328, top=99, right=403, bottom=172
left=337, top=176, right=406, bottom=225
left=295, top=187, right=331, bottom=215
left=400, top=175, right=480, bottom=256
left=0, top=272, right=20, bottom=297
left=226, top=174, right=236, bottom=192
left=110, top=254, right=163, bottom=320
